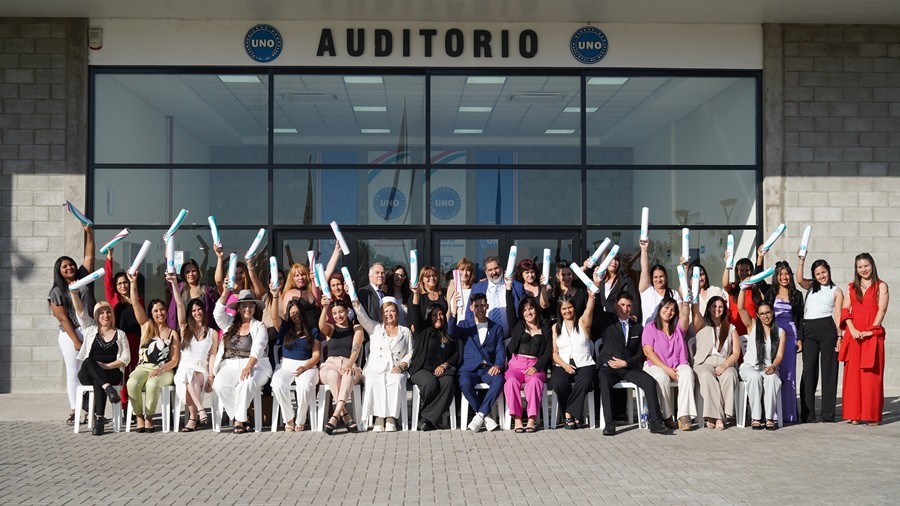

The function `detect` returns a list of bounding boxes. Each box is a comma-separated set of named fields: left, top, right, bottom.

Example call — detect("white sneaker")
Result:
left=384, top=417, right=397, bottom=432
left=468, top=413, right=485, bottom=432
left=373, top=417, right=384, bottom=433
left=483, top=415, right=498, bottom=432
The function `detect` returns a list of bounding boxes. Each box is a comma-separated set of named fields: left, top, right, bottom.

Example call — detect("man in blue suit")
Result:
left=450, top=292, right=505, bottom=432
left=465, top=256, right=526, bottom=340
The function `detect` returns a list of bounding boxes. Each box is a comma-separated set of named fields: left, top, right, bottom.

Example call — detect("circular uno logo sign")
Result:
left=570, top=27, right=609, bottom=64
left=430, top=186, right=461, bottom=220
left=373, top=187, right=407, bottom=221
left=245, top=24, right=283, bottom=63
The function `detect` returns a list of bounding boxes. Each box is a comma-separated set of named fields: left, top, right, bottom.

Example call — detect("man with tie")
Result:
left=596, top=292, right=668, bottom=435
left=465, top=256, right=526, bottom=339
left=449, top=292, right=506, bottom=432
left=357, top=262, right=386, bottom=323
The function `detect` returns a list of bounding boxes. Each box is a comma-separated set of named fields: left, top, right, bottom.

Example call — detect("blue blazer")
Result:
left=464, top=279, right=526, bottom=324
left=448, top=316, right=506, bottom=372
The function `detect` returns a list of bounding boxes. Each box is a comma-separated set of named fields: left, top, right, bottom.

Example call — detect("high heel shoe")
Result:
left=342, top=413, right=358, bottom=433
left=181, top=417, right=198, bottom=432
left=324, top=415, right=338, bottom=435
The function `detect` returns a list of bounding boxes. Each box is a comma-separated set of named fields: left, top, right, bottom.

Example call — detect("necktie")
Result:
left=621, top=321, right=628, bottom=343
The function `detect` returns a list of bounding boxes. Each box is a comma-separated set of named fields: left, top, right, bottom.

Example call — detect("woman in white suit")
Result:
left=353, top=297, right=412, bottom=432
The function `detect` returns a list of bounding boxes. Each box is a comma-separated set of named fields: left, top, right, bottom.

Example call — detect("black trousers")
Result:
left=598, top=366, right=663, bottom=427
left=78, top=360, right=123, bottom=417
left=410, top=369, right=457, bottom=426
left=550, top=364, right=595, bottom=420
left=800, top=317, right=839, bottom=422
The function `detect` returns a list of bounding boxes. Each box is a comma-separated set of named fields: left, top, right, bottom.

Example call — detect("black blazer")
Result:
left=597, top=274, right=641, bottom=323
left=596, top=319, right=645, bottom=370
left=356, top=284, right=383, bottom=324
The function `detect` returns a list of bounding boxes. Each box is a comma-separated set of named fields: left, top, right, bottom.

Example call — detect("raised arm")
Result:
left=269, top=285, right=283, bottom=330
left=721, top=249, right=733, bottom=288
left=70, top=286, right=94, bottom=330
left=104, top=250, right=117, bottom=306
left=82, top=224, right=95, bottom=272
left=318, top=297, right=334, bottom=337
left=677, top=300, right=691, bottom=333
left=352, top=299, right=377, bottom=334
left=578, top=291, right=596, bottom=332
left=213, top=244, right=226, bottom=294
left=128, top=272, right=149, bottom=325
left=323, top=242, right=342, bottom=280
left=795, top=255, right=812, bottom=290
left=245, top=256, right=266, bottom=300
left=167, top=272, right=187, bottom=331
left=504, top=277, right=518, bottom=328
left=691, top=299, right=705, bottom=333
left=638, top=239, right=651, bottom=292
left=736, top=288, right=753, bottom=329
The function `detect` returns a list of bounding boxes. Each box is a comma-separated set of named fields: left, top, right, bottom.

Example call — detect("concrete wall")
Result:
left=764, top=23, right=900, bottom=387
left=0, top=18, right=87, bottom=392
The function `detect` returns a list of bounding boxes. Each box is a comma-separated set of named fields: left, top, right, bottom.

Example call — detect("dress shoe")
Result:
left=602, top=425, right=616, bottom=436
left=104, top=385, right=120, bottom=404
left=678, top=416, right=693, bottom=431
left=417, top=420, right=435, bottom=431
left=649, top=420, right=668, bottom=434
left=92, top=418, right=105, bottom=436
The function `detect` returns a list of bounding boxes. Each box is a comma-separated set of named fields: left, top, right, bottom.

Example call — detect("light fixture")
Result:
left=545, top=129, right=576, bottom=134
left=453, top=128, right=483, bottom=134
left=361, top=128, right=390, bottom=134
left=273, top=128, right=298, bottom=134
left=563, top=106, right=598, bottom=113
left=466, top=76, right=506, bottom=84
left=587, top=77, right=629, bottom=85
left=509, top=92, right=565, bottom=103
left=279, top=92, right=338, bottom=103
left=343, top=76, right=383, bottom=84
left=218, top=75, right=261, bottom=84
left=458, top=106, right=493, bottom=113
left=353, top=106, right=387, bottom=112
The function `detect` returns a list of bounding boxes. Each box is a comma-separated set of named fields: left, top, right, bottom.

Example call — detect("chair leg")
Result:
left=410, top=386, right=420, bottom=432
left=449, top=397, right=458, bottom=430
left=253, top=389, right=263, bottom=434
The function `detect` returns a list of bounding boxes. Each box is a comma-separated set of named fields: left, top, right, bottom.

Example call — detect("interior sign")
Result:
left=316, top=28, right=538, bottom=59
left=245, top=24, right=284, bottom=62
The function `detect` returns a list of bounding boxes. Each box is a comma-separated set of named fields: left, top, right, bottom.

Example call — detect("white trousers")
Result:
left=363, top=369, right=407, bottom=419
left=58, top=328, right=84, bottom=410
left=212, top=358, right=272, bottom=423
left=740, top=365, right=782, bottom=421
left=644, top=363, right=697, bottom=419
left=271, top=359, right=319, bottom=424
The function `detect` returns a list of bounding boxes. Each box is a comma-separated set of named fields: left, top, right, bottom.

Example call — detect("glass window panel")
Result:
left=280, top=238, right=340, bottom=273
left=94, top=74, right=268, bottom=164
left=436, top=238, right=500, bottom=281
left=431, top=75, right=581, bottom=164
left=585, top=169, right=756, bottom=227
left=273, top=74, right=425, bottom=164
left=93, top=168, right=168, bottom=225
left=586, top=76, right=756, bottom=165
left=430, top=168, right=581, bottom=225
left=355, top=238, right=418, bottom=286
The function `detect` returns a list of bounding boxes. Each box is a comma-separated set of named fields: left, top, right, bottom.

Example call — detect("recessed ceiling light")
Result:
left=361, top=128, right=390, bottom=134
left=587, top=77, right=629, bottom=85
left=563, top=107, right=599, bottom=113
left=353, top=106, right=387, bottom=112
left=458, top=106, right=493, bottom=113
left=218, top=75, right=261, bottom=84
left=343, top=76, right=383, bottom=84
left=466, top=76, right=506, bottom=85
left=273, top=128, right=298, bottom=134
left=545, top=129, right=576, bottom=134
left=454, top=128, right=483, bottom=134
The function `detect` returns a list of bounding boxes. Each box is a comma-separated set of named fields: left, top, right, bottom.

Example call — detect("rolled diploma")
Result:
left=99, top=228, right=130, bottom=254
left=570, top=262, right=599, bottom=294
left=62, top=201, right=92, bottom=227
left=68, top=267, right=105, bottom=291
left=307, top=251, right=317, bottom=287
left=761, top=223, right=786, bottom=252
left=244, top=228, right=266, bottom=260
left=208, top=216, right=221, bottom=248
left=799, top=225, right=812, bottom=258
left=315, top=263, right=331, bottom=298
left=595, top=245, right=620, bottom=274
left=227, top=253, right=237, bottom=289
left=587, top=238, right=612, bottom=268
left=409, top=250, right=419, bottom=288
left=741, top=267, right=776, bottom=288
left=691, top=266, right=701, bottom=303
left=725, top=234, right=735, bottom=269
left=640, top=207, right=650, bottom=240
left=681, top=228, right=690, bottom=262
left=505, top=245, right=517, bottom=279
left=453, top=269, right=464, bottom=308
left=342, top=267, right=358, bottom=301
left=330, top=221, right=350, bottom=255
left=165, top=237, right=176, bottom=274
left=542, top=248, right=551, bottom=283
left=164, top=209, right=189, bottom=240
left=269, top=256, right=279, bottom=289
left=677, top=265, right=689, bottom=302
left=127, top=240, right=152, bottom=276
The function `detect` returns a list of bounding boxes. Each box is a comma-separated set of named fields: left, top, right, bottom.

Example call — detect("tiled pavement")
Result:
left=0, top=393, right=898, bottom=505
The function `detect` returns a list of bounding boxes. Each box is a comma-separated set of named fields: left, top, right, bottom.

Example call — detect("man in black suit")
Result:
left=356, top=262, right=386, bottom=323
left=596, top=292, right=667, bottom=435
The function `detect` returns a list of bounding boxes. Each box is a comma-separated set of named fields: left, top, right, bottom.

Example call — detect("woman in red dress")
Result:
left=839, top=253, right=890, bottom=425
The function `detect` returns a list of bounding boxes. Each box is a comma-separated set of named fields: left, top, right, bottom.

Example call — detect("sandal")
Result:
left=751, top=420, right=763, bottom=430
left=324, top=415, right=338, bottom=435
left=564, top=417, right=577, bottom=430
left=715, top=419, right=725, bottom=431
left=514, top=427, right=525, bottom=433
left=284, top=421, right=296, bottom=432
left=524, top=427, right=536, bottom=433
left=233, top=423, right=247, bottom=434
left=342, top=413, right=358, bottom=433
left=66, top=413, right=76, bottom=426
left=765, top=420, right=776, bottom=431
left=197, top=411, right=209, bottom=427
left=705, top=419, right=716, bottom=430
left=181, top=417, right=198, bottom=432
left=295, top=423, right=307, bottom=431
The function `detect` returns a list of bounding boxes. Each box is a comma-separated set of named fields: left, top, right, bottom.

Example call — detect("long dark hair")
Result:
left=754, top=302, right=779, bottom=366
left=140, top=299, right=167, bottom=348
left=552, top=260, right=573, bottom=298
left=223, top=299, right=260, bottom=342
left=518, top=296, right=542, bottom=329
left=180, top=298, right=207, bottom=350
left=386, top=265, right=412, bottom=304
left=691, top=262, right=710, bottom=290
left=555, top=294, right=579, bottom=334
left=764, top=261, right=803, bottom=316
left=652, top=295, right=680, bottom=333
left=703, top=296, right=730, bottom=350
left=853, top=253, right=880, bottom=302
left=51, top=255, right=79, bottom=314
left=283, top=299, right=313, bottom=352
left=808, top=259, right=835, bottom=294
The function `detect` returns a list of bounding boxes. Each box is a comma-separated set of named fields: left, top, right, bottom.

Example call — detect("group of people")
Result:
left=51, top=226, right=889, bottom=436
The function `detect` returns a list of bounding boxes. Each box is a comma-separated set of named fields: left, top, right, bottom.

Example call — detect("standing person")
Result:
left=49, top=223, right=96, bottom=425
left=467, top=256, right=526, bottom=338
left=840, top=253, right=889, bottom=426
left=103, top=248, right=144, bottom=411
left=722, top=252, right=767, bottom=335
left=589, top=251, right=640, bottom=320
left=445, top=257, right=475, bottom=320
left=550, top=291, right=597, bottom=430
left=357, top=262, right=387, bottom=324
left=269, top=289, right=321, bottom=432
left=638, top=239, right=681, bottom=327
left=385, top=265, right=412, bottom=326
left=691, top=263, right=727, bottom=317
left=642, top=296, right=697, bottom=431
left=795, top=257, right=844, bottom=423
left=761, top=257, right=804, bottom=424
left=165, top=258, right=218, bottom=331
left=125, top=272, right=180, bottom=433
left=515, top=258, right=549, bottom=308
left=738, top=299, right=786, bottom=430
left=503, top=275, right=550, bottom=433
left=691, top=296, right=741, bottom=430
left=548, top=261, right=587, bottom=319
left=317, top=299, right=364, bottom=434
left=412, top=265, right=448, bottom=329
left=279, top=263, right=322, bottom=327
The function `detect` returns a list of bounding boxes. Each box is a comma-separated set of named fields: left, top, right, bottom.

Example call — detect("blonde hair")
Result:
left=417, top=265, right=440, bottom=294
left=283, top=263, right=311, bottom=294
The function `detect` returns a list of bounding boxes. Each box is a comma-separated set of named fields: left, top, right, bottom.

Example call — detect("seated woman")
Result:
left=409, top=290, right=459, bottom=431
left=167, top=273, right=217, bottom=432
left=72, top=294, right=130, bottom=435
left=317, top=298, right=364, bottom=435
left=212, top=289, right=273, bottom=434
left=550, top=291, right=597, bottom=429
left=353, top=296, right=412, bottom=432
left=691, top=296, right=741, bottom=430
left=738, top=297, right=786, bottom=430
left=642, top=296, right=697, bottom=431
left=504, top=275, right=550, bottom=433
left=125, top=272, right=180, bottom=433
left=269, top=286, right=321, bottom=432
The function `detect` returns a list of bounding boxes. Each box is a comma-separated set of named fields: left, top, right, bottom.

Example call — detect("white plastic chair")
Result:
left=361, top=380, right=410, bottom=431
left=271, top=383, right=319, bottom=432
left=74, top=384, right=122, bottom=434
left=550, top=388, right=596, bottom=429
left=460, top=383, right=505, bottom=430
left=316, top=383, right=364, bottom=431
left=125, top=385, right=175, bottom=432
left=598, top=381, right=643, bottom=430
left=410, top=384, right=458, bottom=431
left=501, top=383, right=550, bottom=430
left=735, top=380, right=784, bottom=428
left=173, top=383, right=212, bottom=433
left=210, top=387, right=264, bottom=433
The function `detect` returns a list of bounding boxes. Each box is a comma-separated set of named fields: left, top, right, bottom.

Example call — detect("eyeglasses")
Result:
left=239, top=303, right=256, bottom=310
left=423, top=274, right=437, bottom=279
left=757, top=311, right=773, bottom=316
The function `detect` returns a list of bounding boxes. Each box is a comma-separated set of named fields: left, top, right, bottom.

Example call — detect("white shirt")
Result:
left=805, top=285, right=836, bottom=320
left=476, top=322, right=489, bottom=346
left=556, top=322, right=595, bottom=368
left=486, top=281, right=508, bottom=336
left=640, top=286, right=682, bottom=326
